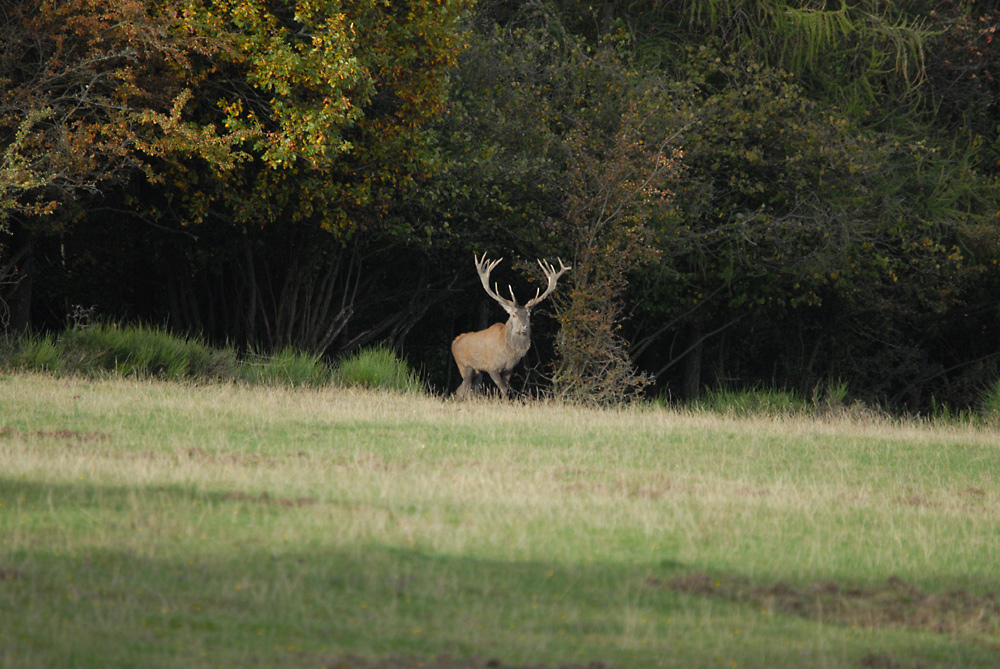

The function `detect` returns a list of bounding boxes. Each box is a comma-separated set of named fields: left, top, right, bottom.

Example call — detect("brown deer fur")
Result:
left=451, top=254, right=570, bottom=399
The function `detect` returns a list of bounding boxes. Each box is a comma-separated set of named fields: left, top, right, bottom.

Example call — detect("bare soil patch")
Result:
left=323, top=657, right=613, bottom=669
left=658, top=572, right=1000, bottom=640
left=1, top=425, right=110, bottom=443
left=220, top=490, right=317, bottom=507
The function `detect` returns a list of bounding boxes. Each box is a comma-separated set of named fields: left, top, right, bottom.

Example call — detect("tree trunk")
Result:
left=682, top=322, right=704, bottom=402
left=2, top=219, right=34, bottom=335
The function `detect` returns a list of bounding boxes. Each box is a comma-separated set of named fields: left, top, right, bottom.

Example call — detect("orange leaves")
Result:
left=0, top=0, right=245, bottom=221
left=1, top=0, right=469, bottom=238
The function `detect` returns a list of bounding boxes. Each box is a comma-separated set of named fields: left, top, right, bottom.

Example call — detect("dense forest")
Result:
left=1, top=0, right=998, bottom=410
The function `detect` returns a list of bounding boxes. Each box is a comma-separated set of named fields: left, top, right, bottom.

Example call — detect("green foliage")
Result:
left=626, top=45, right=996, bottom=407
left=333, top=346, right=422, bottom=393
left=239, top=347, right=330, bottom=387
left=924, top=5, right=1000, bottom=174
left=149, top=0, right=472, bottom=237
left=414, top=2, right=999, bottom=408
left=0, top=110, right=56, bottom=225
left=658, top=50, right=963, bottom=305
left=627, top=0, right=935, bottom=119
left=813, top=378, right=850, bottom=412
left=774, top=3, right=933, bottom=116
left=441, top=10, right=685, bottom=402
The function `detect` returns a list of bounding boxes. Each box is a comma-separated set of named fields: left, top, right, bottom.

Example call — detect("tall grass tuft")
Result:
left=7, top=333, right=64, bottom=372
left=4, top=325, right=433, bottom=390
left=695, top=386, right=808, bottom=417
left=333, top=345, right=422, bottom=393
left=65, top=324, right=216, bottom=379
left=238, top=347, right=331, bottom=387
left=6, top=323, right=238, bottom=380
left=982, top=379, right=1000, bottom=426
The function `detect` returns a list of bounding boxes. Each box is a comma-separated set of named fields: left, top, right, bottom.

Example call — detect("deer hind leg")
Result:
left=455, top=366, right=477, bottom=400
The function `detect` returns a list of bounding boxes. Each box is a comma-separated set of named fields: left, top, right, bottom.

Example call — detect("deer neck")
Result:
left=503, top=316, right=532, bottom=356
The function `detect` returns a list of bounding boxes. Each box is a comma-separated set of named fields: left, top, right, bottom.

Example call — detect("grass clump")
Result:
left=333, top=345, right=422, bottom=392
left=1, top=324, right=337, bottom=387
left=3, top=326, right=430, bottom=393
left=695, top=386, right=808, bottom=417
left=238, top=347, right=330, bottom=387
left=981, top=379, right=1000, bottom=427
left=63, top=323, right=234, bottom=379
left=5, top=323, right=237, bottom=380
left=7, top=333, right=64, bottom=372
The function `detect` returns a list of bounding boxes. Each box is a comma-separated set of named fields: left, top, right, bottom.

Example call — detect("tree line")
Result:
left=2, top=0, right=998, bottom=411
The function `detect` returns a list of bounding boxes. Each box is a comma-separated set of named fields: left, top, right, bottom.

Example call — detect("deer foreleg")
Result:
left=488, top=369, right=512, bottom=398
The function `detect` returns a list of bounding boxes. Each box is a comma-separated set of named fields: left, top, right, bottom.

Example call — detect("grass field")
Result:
left=1, top=372, right=998, bottom=667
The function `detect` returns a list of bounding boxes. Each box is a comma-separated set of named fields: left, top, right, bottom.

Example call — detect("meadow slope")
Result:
left=1, top=373, right=998, bottom=667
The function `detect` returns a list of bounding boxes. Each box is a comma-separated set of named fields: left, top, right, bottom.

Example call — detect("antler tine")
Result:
left=490, top=281, right=519, bottom=306
left=475, top=252, right=503, bottom=275
left=474, top=252, right=517, bottom=310
left=525, top=257, right=571, bottom=308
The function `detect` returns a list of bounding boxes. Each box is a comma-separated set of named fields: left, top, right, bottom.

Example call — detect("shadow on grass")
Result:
left=3, top=477, right=1000, bottom=668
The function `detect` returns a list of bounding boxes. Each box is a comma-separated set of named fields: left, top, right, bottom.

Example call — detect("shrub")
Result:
left=552, top=283, right=651, bottom=405
left=333, top=346, right=422, bottom=393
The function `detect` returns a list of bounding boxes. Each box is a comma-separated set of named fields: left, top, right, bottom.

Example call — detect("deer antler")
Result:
left=475, top=253, right=519, bottom=311
left=452, top=253, right=571, bottom=400
left=525, top=258, right=571, bottom=308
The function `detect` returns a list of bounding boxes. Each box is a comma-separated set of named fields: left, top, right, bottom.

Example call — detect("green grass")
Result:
left=4, top=327, right=424, bottom=393
left=5, top=323, right=238, bottom=380
left=694, top=386, right=809, bottom=416
left=238, top=347, right=331, bottom=386
left=1, top=372, right=999, bottom=667
left=982, top=379, right=1000, bottom=427
left=332, top=345, right=423, bottom=393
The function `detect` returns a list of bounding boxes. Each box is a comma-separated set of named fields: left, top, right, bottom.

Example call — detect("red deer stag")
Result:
left=451, top=253, right=571, bottom=399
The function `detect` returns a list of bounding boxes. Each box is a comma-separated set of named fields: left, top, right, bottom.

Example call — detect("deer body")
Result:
left=451, top=253, right=570, bottom=399
left=452, top=319, right=531, bottom=399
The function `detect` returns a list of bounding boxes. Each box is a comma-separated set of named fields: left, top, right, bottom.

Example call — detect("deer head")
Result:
left=451, top=253, right=571, bottom=399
